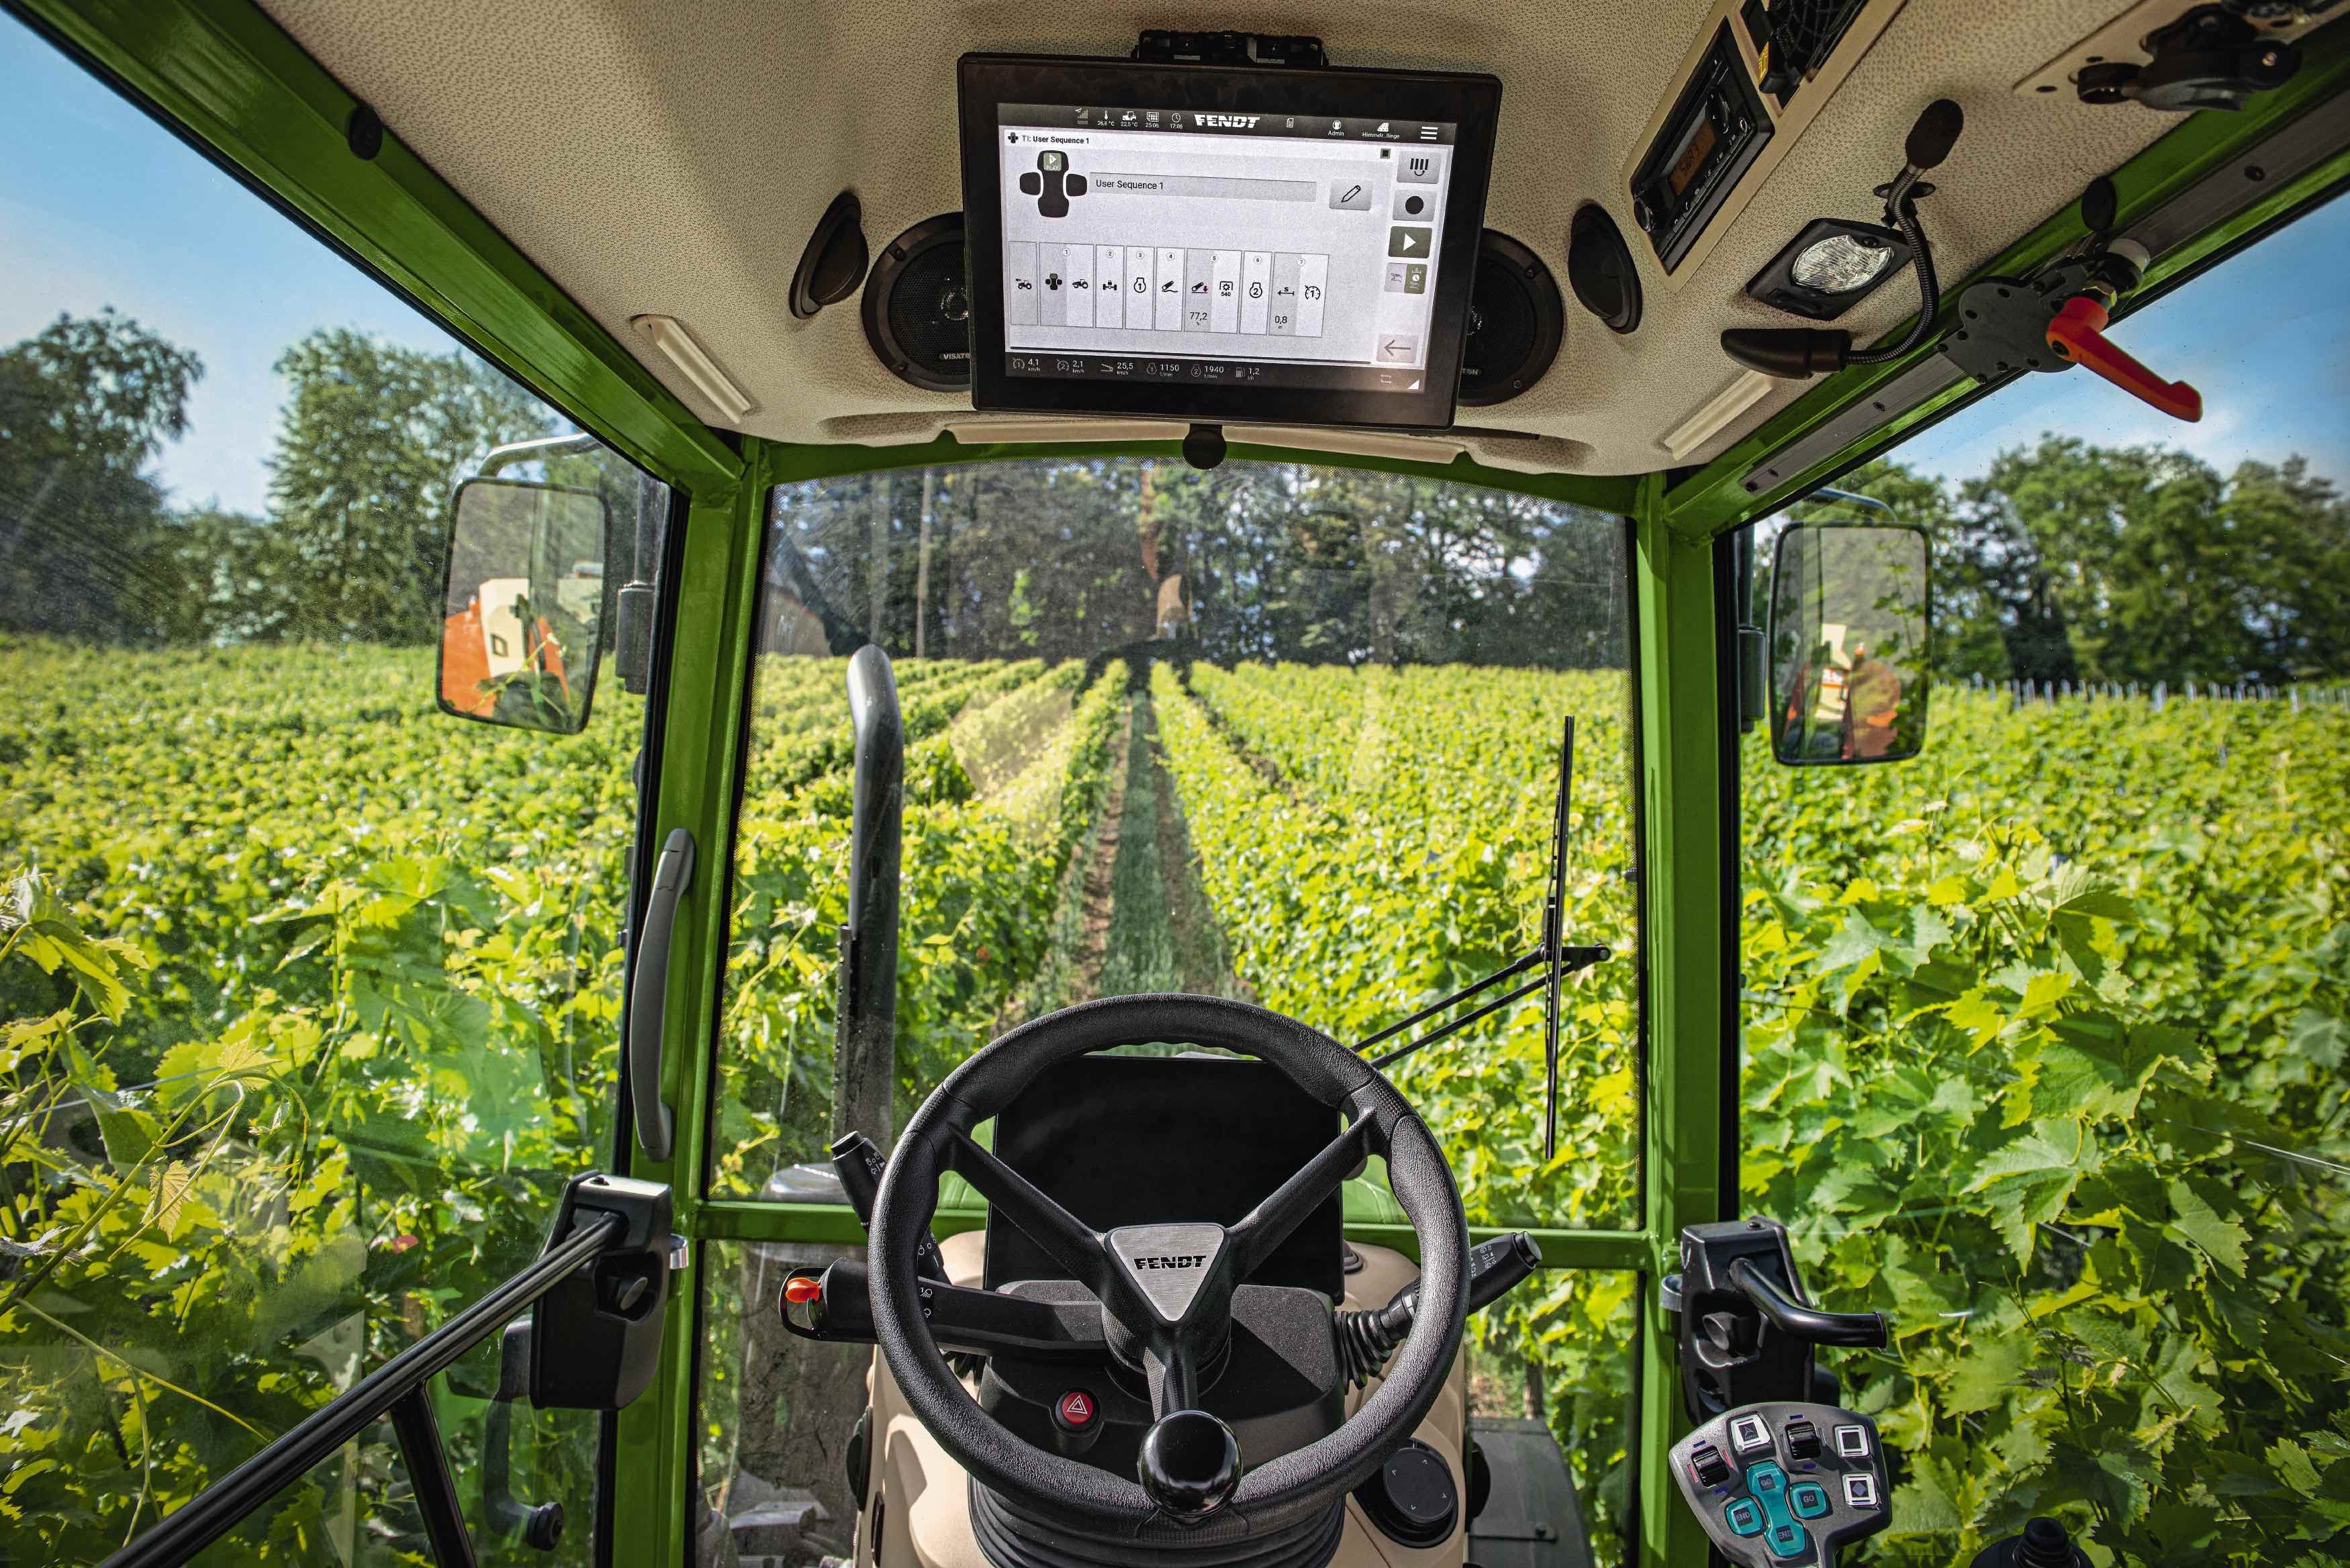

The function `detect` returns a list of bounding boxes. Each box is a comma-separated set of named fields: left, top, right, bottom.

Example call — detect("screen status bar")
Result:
left=1001, top=104, right=1458, bottom=144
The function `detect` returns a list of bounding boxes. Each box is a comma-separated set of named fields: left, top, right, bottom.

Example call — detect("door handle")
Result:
left=628, top=828, right=695, bottom=1161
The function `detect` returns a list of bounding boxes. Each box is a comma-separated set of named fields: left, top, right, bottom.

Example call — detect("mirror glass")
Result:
left=437, top=477, right=610, bottom=733
left=1768, top=520, right=1929, bottom=764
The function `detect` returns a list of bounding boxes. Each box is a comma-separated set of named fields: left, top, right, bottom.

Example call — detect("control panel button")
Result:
left=1724, top=1499, right=1763, bottom=1537
left=1688, top=1440, right=1732, bottom=1489
left=1789, top=1483, right=1829, bottom=1520
left=1833, top=1424, right=1870, bottom=1459
left=1053, top=1389, right=1098, bottom=1432
left=1729, top=1414, right=1773, bottom=1454
left=1745, top=1465, right=1809, bottom=1561
left=1782, top=1417, right=1820, bottom=1461
left=1842, top=1472, right=1879, bottom=1509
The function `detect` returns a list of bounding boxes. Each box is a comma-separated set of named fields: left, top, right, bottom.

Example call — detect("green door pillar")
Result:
left=1632, top=473, right=1729, bottom=1567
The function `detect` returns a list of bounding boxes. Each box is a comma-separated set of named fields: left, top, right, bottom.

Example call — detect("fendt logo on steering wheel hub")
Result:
left=1107, top=1223, right=1228, bottom=1322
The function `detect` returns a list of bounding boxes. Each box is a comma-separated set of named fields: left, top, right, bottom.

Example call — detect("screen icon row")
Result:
left=1006, top=243, right=1329, bottom=337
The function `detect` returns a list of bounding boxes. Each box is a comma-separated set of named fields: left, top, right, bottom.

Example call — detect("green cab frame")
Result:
left=17, top=0, right=2348, bottom=1561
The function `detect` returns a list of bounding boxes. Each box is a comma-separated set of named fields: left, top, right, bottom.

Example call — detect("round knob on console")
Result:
left=1137, top=1410, right=1240, bottom=1518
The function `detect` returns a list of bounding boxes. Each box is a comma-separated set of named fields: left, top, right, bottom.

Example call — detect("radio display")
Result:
left=960, top=56, right=1501, bottom=430
left=1668, top=115, right=1719, bottom=197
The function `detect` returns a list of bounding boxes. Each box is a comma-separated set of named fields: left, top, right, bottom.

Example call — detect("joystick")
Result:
left=1971, top=1518, right=2089, bottom=1568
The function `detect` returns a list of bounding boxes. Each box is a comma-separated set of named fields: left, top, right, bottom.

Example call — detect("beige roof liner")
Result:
left=265, top=0, right=2186, bottom=476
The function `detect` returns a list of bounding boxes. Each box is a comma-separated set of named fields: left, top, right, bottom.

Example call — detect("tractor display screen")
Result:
left=984, top=1052, right=1345, bottom=1300
left=959, top=55, right=1501, bottom=430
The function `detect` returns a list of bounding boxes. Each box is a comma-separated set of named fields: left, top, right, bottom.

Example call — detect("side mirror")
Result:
left=1767, top=511, right=1930, bottom=765
left=438, top=477, right=611, bottom=734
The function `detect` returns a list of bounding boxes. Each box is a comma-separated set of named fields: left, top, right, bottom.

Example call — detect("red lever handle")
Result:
left=2045, top=295, right=2202, bottom=422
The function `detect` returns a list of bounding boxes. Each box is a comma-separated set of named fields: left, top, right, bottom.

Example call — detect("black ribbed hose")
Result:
left=1844, top=195, right=1941, bottom=366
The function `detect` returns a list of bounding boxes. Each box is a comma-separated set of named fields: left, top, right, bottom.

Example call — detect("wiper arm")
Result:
left=1351, top=717, right=1609, bottom=1153
left=1358, top=946, right=1609, bottom=1072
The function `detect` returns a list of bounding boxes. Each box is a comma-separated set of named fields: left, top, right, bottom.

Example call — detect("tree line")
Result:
left=1839, top=444, right=2350, bottom=685
left=769, top=458, right=1634, bottom=670
left=0, top=309, right=552, bottom=644
left=5, top=309, right=2347, bottom=683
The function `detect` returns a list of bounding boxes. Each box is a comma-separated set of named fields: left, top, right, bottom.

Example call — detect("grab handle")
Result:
left=628, top=828, right=696, bottom=1161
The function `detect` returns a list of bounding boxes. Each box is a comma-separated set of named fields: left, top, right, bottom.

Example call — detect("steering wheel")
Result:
left=868, top=993, right=1470, bottom=1538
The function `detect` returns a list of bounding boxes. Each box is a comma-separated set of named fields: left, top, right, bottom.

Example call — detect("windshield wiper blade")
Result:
left=1353, top=716, right=1609, bottom=1128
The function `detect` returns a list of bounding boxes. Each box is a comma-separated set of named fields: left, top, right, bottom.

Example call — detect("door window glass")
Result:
left=0, top=17, right=665, bottom=1562
left=1738, top=198, right=2350, bottom=1561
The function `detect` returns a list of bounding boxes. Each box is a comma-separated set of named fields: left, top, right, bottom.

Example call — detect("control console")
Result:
left=1669, top=1400, right=1889, bottom=1568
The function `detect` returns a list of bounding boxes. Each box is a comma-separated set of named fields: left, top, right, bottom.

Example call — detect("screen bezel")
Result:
left=959, top=54, right=1503, bottom=432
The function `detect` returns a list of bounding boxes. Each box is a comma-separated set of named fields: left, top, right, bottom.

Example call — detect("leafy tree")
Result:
left=265, top=329, right=551, bottom=643
left=1830, top=441, right=2350, bottom=687
left=771, top=459, right=1628, bottom=671
left=0, top=309, right=203, bottom=641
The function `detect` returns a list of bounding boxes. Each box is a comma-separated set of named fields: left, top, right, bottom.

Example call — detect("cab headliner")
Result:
left=262, top=0, right=2179, bottom=475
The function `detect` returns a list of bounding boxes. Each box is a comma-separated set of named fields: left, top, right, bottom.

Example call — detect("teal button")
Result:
left=1724, top=1498, right=1763, bottom=1537
left=1744, top=1463, right=1812, bottom=1561
left=1790, top=1483, right=1830, bottom=1520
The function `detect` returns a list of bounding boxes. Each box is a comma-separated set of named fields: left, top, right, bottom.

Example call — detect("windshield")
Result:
left=714, top=456, right=1640, bottom=1228
left=698, top=456, right=1648, bottom=1565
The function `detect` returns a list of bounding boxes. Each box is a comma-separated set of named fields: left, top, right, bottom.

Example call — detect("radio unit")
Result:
left=1629, top=22, right=1771, bottom=275
left=1621, top=0, right=1907, bottom=285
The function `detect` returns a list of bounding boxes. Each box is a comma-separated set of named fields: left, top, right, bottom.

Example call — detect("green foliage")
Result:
left=1, top=639, right=637, bottom=1564
left=1141, top=660, right=1644, bottom=1548
left=711, top=657, right=1128, bottom=1195
left=1744, top=687, right=2350, bottom=1563
left=1152, top=660, right=1641, bottom=1227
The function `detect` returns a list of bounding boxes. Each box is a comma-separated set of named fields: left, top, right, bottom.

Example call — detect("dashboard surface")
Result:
left=983, top=1051, right=1346, bottom=1300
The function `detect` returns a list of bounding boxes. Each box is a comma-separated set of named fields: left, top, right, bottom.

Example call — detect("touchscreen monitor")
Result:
left=959, top=56, right=1501, bottom=431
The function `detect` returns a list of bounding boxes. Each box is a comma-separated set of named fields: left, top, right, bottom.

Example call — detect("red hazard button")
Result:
left=1053, top=1389, right=1098, bottom=1431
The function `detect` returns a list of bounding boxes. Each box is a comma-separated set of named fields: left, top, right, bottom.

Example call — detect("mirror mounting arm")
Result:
left=477, top=431, right=601, bottom=479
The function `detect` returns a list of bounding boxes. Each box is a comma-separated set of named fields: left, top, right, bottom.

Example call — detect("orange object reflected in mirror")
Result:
left=1767, top=506, right=1931, bottom=767
left=436, top=477, right=610, bottom=733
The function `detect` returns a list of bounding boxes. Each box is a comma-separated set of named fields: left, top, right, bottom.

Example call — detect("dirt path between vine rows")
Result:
left=1067, top=701, right=1133, bottom=1000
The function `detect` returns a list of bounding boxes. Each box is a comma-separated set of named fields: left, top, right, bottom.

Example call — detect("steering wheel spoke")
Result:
left=1142, top=1335, right=1204, bottom=1417
left=1228, top=1113, right=1372, bottom=1280
left=947, top=1129, right=1110, bottom=1290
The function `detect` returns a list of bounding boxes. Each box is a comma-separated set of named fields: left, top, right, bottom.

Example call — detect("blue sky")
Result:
left=4, top=11, right=2347, bottom=515
left=0, top=15, right=475, bottom=514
